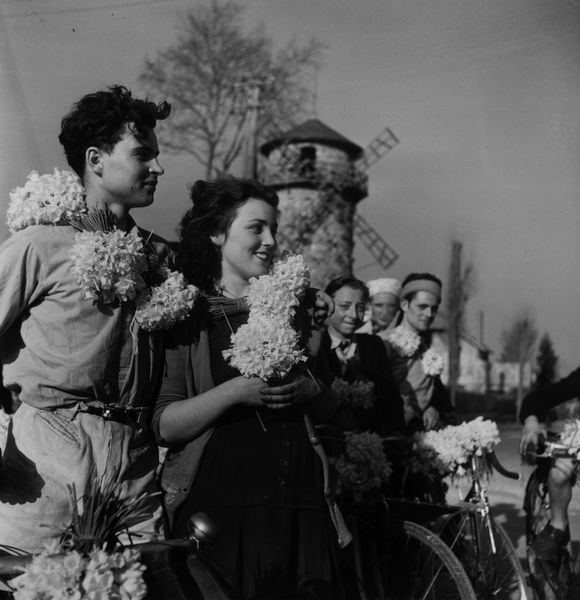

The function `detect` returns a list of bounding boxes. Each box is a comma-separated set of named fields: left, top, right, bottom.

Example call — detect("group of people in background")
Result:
left=0, top=84, right=576, bottom=599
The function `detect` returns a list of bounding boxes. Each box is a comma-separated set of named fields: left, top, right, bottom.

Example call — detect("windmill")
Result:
left=258, top=119, right=400, bottom=287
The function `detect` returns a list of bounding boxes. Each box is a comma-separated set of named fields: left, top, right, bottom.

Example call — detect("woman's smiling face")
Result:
left=216, top=198, right=278, bottom=288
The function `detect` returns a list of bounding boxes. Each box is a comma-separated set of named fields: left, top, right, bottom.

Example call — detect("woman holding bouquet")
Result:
left=152, top=178, right=348, bottom=600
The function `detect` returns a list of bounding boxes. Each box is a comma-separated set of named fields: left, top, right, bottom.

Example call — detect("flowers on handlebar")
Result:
left=416, top=417, right=501, bottom=479
left=559, top=419, right=580, bottom=459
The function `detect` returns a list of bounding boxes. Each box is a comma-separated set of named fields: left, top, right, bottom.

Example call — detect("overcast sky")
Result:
left=1, top=0, right=579, bottom=372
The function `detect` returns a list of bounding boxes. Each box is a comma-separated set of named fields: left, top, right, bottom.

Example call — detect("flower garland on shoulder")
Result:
left=386, top=325, right=445, bottom=377
left=7, top=168, right=87, bottom=233
left=222, top=254, right=310, bottom=381
left=6, top=168, right=198, bottom=330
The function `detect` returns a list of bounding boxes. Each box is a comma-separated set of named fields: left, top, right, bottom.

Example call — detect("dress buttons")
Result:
left=279, top=459, right=288, bottom=467
left=281, top=440, right=290, bottom=448
left=277, top=477, right=287, bottom=486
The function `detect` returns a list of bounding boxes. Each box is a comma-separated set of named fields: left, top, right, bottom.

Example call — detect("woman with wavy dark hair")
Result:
left=152, top=178, right=348, bottom=600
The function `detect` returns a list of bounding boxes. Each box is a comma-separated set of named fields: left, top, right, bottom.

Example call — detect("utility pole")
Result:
left=238, top=77, right=274, bottom=179
left=447, top=241, right=462, bottom=407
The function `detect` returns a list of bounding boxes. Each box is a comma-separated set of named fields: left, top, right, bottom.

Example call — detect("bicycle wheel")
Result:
left=438, top=510, right=530, bottom=600
left=385, top=520, right=476, bottom=600
left=523, top=467, right=572, bottom=600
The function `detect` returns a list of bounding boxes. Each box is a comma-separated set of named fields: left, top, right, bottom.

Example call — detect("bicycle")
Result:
left=318, top=428, right=477, bottom=599
left=0, top=513, right=232, bottom=600
left=523, top=436, right=579, bottom=600
left=383, top=439, right=530, bottom=600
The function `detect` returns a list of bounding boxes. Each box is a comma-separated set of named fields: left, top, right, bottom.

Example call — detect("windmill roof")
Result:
left=260, top=118, right=363, bottom=158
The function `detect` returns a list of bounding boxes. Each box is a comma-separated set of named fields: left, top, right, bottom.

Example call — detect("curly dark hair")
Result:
left=324, top=276, right=370, bottom=303
left=178, top=177, right=279, bottom=293
left=58, top=85, right=171, bottom=178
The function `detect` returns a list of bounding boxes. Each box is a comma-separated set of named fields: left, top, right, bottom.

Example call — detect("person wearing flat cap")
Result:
left=383, top=272, right=455, bottom=434
left=357, top=277, right=401, bottom=339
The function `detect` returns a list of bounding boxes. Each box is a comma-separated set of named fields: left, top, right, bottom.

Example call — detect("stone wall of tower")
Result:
left=276, top=186, right=356, bottom=288
left=261, top=139, right=366, bottom=287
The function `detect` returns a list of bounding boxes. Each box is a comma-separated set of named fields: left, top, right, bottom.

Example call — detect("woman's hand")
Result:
left=423, top=406, right=440, bottom=430
left=221, top=375, right=269, bottom=408
left=260, top=372, right=321, bottom=410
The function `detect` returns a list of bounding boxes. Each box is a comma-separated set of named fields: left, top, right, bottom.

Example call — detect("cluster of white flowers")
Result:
left=331, top=377, right=375, bottom=411
left=419, top=417, right=501, bottom=477
left=11, top=540, right=147, bottom=600
left=69, top=229, right=148, bottom=306
left=223, top=254, right=309, bottom=381
left=387, top=326, right=445, bottom=376
left=421, top=348, right=445, bottom=376
left=409, top=432, right=451, bottom=480
left=331, top=431, right=392, bottom=495
left=386, top=326, right=421, bottom=357
left=135, top=269, right=199, bottom=331
left=6, top=168, right=87, bottom=233
left=560, top=419, right=580, bottom=459
left=9, top=168, right=199, bottom=325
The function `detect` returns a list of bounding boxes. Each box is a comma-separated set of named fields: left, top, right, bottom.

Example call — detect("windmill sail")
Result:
left=353, top=213, right=398, bottom=270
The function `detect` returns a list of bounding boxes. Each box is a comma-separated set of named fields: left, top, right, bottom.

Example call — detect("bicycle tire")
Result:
left=438, top=510, right=530, bottom=600
left=384, top=520, right=476, bottom=600
left=523, top=467, right=572, bottom=600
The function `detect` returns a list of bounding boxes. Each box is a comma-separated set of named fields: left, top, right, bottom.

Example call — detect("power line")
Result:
left=3, top=0, right=178, bottom=19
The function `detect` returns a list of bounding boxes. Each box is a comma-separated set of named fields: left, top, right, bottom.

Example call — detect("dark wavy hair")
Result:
left=58, top=85, right=171, bottom=177
left=178, top=177, right=279, bottom=293
left=325, top=276, right=370, bottom=303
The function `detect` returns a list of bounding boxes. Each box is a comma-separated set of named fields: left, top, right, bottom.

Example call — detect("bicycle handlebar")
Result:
left=488, top=451, right=520, bottom=481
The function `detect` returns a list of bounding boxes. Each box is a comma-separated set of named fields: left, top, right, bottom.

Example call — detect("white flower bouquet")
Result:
left=9, top=477, right=152, bottom=600
left=421, top=348, right=445, bottom=376
left=223, top=254, right=310, bottom=381
left=418, top=417, right=501, bottom=478
left=11, top=540, right=147, bottom=600
left=560, top=419, right=580, bottom=459
left=6, top=168, right=86, bottom=233
left=331, top=378, right=375, bottom=411
left=331, top=431, right=392, bottom=497
left=386, top=326, right=421, bottom=357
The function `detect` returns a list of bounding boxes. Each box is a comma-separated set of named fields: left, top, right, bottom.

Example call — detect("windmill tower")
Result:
left=259, top=118, right=399, bottom=287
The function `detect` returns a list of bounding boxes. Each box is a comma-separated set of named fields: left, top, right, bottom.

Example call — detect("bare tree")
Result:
left=501, top=311, right=538, bottom=419
left=138, top=0, right=325, bottom=178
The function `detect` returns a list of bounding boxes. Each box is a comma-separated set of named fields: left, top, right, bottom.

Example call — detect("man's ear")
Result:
left=400, top=298, right=409, bottom=313
left=85, top=146, right=103, bottom=175
left=210, top=233, right=225, bottom=248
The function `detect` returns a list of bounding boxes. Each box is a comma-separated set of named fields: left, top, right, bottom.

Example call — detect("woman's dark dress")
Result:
left=172, top=310, right=343, bottom=600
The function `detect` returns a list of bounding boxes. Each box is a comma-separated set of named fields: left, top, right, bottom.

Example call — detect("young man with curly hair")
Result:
left=0, top=86, right=173, bottom=551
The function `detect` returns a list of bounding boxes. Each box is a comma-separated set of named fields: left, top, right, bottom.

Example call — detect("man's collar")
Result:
left=328, top=326, right=349, bottom=350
